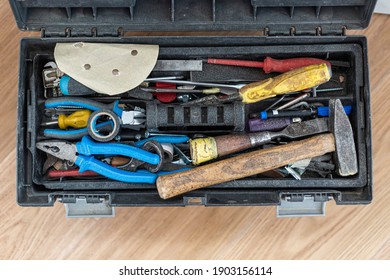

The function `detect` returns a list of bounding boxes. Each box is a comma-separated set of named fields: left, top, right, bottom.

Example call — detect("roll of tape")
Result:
left=88, top=109, right=121, bottom=142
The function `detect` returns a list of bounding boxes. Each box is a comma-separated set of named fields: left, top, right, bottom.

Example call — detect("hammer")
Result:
left=156, top=99, right=358, bottom=199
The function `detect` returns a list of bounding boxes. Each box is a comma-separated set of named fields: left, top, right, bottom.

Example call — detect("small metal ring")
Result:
left=161, top=143, right=174, bottom=162
left=88, top=109, right=121, bottom=142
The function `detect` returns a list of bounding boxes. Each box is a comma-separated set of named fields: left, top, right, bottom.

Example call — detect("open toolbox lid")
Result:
left=9, top=0, right=377, bottom=36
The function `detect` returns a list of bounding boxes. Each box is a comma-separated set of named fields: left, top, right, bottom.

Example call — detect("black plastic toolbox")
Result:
left=11, top=0, right=375, bottom=217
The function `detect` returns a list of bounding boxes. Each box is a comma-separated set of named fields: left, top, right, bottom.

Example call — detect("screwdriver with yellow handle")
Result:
left=178, top=63, right=332, bottom=105
left=41, top=109, right=91, bottom=129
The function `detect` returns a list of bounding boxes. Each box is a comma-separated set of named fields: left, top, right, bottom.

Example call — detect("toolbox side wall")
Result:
left=16, top=35, right=373, bottom=207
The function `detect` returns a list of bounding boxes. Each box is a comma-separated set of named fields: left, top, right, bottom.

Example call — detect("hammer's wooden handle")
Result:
left=157, top=133, right=335, bottom=199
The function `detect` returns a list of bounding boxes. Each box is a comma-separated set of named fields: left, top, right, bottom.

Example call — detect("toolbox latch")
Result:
left=277, top=194, right=330, bottom=218
left=183, top=196, right=206, bottom=206
left=63, top=196, right=115, bottom=218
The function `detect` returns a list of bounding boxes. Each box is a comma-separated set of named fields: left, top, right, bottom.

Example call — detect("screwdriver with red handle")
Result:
left=207, top=57, right=331, bottom=74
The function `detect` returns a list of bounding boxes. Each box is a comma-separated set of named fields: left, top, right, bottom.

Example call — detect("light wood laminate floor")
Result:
left=0, top=3, right=389, bottom=259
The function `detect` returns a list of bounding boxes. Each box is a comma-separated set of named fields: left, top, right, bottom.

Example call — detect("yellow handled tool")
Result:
left=58, top=109, right=91, bottom=129
left=180, top=63, right=332, bottom=106
left=190, top=118, right=329, bottom=165
left=239, top=63, right=331, bottom=103
left=42, top=109, right=91, bottom=129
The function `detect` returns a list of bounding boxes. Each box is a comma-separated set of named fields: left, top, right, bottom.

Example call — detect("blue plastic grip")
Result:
left=258, top=105, right=352, bottom=119
left=317, top=105, right=352, bottom=117
left=316, top=106, right=329, bottom=117
left=343, top=105, right=352, bottom=115
left=45, top=97, right=123, bottom=116
left=260, top=111, right=268, bottom=120
left=43, top=121, right=113, bottom=140
left=75, top=155, right=158, bottom=184
left=134, top=135, right=190, bottom=147
left=44, top=127, right=89, bottom=140
left=76, top=136, right=160, bottom=165
left=74, top=156, right=189, bottom=184
left=111, top=100, right=123, bottom=117
left=59, top=75, right=70, bottom=95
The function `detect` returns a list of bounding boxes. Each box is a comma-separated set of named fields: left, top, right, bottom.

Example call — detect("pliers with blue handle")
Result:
left=44, top=97, right=145, bottom=140
left=134, top=136, right=190, bottom=147
left=45, top=96, right=124, bottom=117
left=36, top=135, right=189, bottom=184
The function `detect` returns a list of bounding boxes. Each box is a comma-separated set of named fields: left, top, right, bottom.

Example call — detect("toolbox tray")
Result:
left=11, top=0, right=375, bottom=215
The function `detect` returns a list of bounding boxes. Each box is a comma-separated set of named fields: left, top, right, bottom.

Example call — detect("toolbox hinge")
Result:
left=277, top=193, right=333, bottom=217
left=265, top=26, right=347, bottom=37
left=40, top=27, right=124, bottom=38
left=58, top=195, right=115, bottom=218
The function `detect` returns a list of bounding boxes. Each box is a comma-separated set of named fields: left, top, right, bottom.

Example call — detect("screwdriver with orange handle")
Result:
left=207, top=56, right=331, bottom=73
left=41, top=109, right=91, bottom=129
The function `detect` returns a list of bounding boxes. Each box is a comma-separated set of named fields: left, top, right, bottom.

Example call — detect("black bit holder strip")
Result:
left=146, top=101, right=246, bottom=134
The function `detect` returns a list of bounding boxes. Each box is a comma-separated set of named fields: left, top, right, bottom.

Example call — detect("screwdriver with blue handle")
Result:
left=59, top=75, right=154, bottom=100
left=182, top=63, right=332, bottom=105
left=248, top=105, right=352, bottom=132
left=256, top=105, right=352, bottom=120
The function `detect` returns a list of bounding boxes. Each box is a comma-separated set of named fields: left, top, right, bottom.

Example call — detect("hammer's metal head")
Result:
left=329, top=99, right=358, bottom=176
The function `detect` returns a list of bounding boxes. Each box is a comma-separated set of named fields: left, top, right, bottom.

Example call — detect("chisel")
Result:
left=190, top=118, right=329, bottom=165
left=153, top=60, right=202, bottom=71
left=248, top=117, right=302, bottom=133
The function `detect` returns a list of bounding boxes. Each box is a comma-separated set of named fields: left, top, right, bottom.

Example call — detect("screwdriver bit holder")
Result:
left=146, top=102, right=246, bottom=134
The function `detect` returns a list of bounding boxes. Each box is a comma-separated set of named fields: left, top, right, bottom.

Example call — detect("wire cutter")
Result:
left=36, top=135, right=189, bottom=184
left=44, top=97, right=146, bottom=140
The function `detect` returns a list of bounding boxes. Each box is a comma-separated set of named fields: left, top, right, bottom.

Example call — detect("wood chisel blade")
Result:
left=273, top=118, right=329, bottom=139
left=153, top=60, right=203, bottom=71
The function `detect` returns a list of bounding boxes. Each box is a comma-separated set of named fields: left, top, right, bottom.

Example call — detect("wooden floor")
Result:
left=1, top=3, right=389, bottom=260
